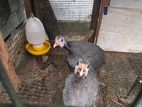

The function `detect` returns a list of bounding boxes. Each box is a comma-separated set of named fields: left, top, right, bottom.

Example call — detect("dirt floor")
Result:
left=0, top=48, right=142, bottom=107
left=102, top=52, right=142, bottom=107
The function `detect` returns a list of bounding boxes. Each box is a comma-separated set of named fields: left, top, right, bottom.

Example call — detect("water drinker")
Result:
left=25, top=15, right=51, bottom=55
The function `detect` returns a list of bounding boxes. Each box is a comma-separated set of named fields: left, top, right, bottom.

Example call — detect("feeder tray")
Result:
left=26, top=40, right=51, bottom=55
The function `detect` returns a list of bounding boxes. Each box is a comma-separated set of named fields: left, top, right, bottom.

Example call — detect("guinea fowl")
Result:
left=53, top=35, right=105, bottom=71
left=63, top=59, right=100, bottom=107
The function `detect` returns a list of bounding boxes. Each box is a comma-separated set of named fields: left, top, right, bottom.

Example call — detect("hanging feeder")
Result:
left=25, top=14, right=51, bottom=55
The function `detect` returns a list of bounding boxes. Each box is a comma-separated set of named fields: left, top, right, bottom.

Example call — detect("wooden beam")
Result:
left=31, top=0, right=41, bottom=19
left=89, top=0, right=101, bottom=43
left=0, top=32, right=20, bottom=88
left=31, top=0, right=60, bottom=40
left=23, top=0, right=33, bottom=17
left=89, top=0, right=105, bottom=44
left=94, top=0, right=105, bottom=44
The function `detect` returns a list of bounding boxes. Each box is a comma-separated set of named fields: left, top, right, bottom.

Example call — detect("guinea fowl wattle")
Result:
left=53, top=35, right=105, bottom=71
left=63, top=59, right=100, bottom=107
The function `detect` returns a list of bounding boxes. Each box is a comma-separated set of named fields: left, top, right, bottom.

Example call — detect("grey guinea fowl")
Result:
left=53, top=35, right=105, bottom=71
left=63, top=59, right=100, bottom=107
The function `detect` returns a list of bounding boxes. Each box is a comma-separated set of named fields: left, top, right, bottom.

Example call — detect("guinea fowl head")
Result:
left=53, top=35, right=67, bottom=48
left=74, top=59, right=89, bottom=78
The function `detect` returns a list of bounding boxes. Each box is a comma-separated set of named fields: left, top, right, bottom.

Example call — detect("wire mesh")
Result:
left=0, top=49, right=69, bottom=105
left=1, top=0, right=26, bottom=39
left=129, top=58, right=142, bottom=79
left=48, top=0, right=94, bottom=41
left=1, top=51, right=141, bottom=106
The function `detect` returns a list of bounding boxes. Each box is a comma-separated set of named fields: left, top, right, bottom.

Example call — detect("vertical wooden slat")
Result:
left=23, top=0, right=32, bottom=17
left=90, top=0, right=101, bottom=30
left=89, top=0, right=101, bottom=43
left=89, top=0, right=105, bottom=44
left=31, top=0, right=60, bottom=40
left=94, top=0, right=104, bottom=44
left=41, top=0, right=60, bottom=40
left=0, top=32, right=20, bottom=88
left=31, top=0, right=41, bottom=19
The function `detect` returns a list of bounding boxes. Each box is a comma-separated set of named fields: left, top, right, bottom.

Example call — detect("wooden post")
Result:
left=94, top=0, right=104, bottom=44
left=89, top=0, right=105, bottom=44
left=23, top=0, right=33, bottom=17
left=0, top=32, right=20, bottom=88
left=31, top=0, right=60, bottom=40
left=89, top=0, right=101, bottom=43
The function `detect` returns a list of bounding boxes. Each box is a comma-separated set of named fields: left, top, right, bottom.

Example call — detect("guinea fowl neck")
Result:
left=64, top=42, right=72, bottom=53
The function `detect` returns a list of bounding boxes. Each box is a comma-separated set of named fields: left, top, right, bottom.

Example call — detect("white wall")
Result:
left=110, top=0, right=142, bottom=10
left=49, top=0, right=93, bottom=22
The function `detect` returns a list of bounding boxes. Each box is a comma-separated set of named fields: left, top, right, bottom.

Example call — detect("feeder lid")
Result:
left=26, top=40, right=51, bottom=55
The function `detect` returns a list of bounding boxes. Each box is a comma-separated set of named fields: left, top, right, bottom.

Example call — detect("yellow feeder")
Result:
left=26, top=40, right=51, bottom=55
left=25, top=14, right=51, bottom=55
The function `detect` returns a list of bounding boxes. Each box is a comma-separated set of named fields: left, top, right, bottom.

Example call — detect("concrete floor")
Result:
left=97, top=7, right=142, bottom=53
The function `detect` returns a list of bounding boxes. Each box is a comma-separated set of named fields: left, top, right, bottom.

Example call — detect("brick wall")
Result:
left=0, top=28, right=26, bottom=93
left=5, top=27, right=27, bottom=68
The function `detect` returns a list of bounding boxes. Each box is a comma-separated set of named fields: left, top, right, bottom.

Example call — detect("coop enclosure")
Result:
left=29, top=0, right=103, bottom=41
left=0, top=0, right=142, bottom=107
left=0, top=0, right=104, bottom=106
left=0, top=0, right=104, bottom=69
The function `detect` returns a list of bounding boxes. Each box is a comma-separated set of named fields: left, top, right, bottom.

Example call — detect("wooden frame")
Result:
left=23, top=0, right=108, bottom=42
left=0, top=32, right=20, bottom=88
left=89, top=0, right=110, bottom=44
left=94, top=0, right=105, bottom=44
left=23, top=0, right=33, bottom=17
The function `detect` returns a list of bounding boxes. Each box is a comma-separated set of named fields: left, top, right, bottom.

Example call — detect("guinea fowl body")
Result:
left=66, top=41, right=105, bottom=70
left=63, top=68, right=100, bottom=107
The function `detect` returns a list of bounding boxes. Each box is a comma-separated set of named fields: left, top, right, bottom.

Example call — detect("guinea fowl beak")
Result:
left=53, top=39, right=60, bottom=48
left=53, top=43, right=58, bottom=48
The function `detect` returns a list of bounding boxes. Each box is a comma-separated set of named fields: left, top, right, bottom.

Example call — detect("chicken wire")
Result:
left=48, top=0, right=97, bottom=40
left=129, top=58, right=142, bottom=79
left=0, top=48, right=70, bottom=105
left=1, top=0, right=26, bottom=39
left=49, top=0, right=93, bottom=22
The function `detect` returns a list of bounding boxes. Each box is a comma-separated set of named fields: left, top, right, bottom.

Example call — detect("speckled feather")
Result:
left=63, top=68, right=100, bottom=106
left=66, top=41, right=105, bottom=70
